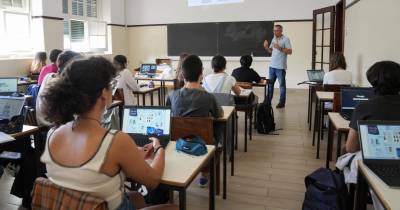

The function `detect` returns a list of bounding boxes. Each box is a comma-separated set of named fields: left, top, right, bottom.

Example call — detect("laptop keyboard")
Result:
left=369, top=164, right=400, bottom=178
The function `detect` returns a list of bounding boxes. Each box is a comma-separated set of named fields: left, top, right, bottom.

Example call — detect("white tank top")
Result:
left=41, top=129, right=125, bottom=210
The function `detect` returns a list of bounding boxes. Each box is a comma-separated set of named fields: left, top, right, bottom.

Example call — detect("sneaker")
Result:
left=197, top=177, right=209, bottom=188
left=276, top=103, right=285, bottom=109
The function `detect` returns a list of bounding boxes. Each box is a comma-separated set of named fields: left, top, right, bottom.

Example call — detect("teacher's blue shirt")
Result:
left=269, top=35, right=292, bottom=70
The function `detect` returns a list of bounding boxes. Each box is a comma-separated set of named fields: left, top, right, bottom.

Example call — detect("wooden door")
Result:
left=312, top=6, right=335, bottom=71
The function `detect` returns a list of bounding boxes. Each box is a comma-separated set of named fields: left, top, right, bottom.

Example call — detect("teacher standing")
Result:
left=264, top=24, right=292, bottom=108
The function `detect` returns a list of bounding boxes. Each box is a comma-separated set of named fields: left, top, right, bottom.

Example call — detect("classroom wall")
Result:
left=127, top=21, right=312, bottom=89
left=126, top=0, right=337, bottom=25
left=344, top=0, right=400, bottom=86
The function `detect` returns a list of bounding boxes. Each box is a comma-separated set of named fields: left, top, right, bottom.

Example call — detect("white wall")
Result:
left=127, top=21, right=312, bottom=89
left=344, top=0, right=400, bottom=86
left=103, top=0, right=126, bottom=25
left=126, top=0, right=337, bottom=25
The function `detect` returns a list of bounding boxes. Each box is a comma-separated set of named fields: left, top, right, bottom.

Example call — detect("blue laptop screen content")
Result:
left=141, top=65, right=157, bottom=74
left=342, top=88, right=374, bottom=111
left=0, top=78, right=17, bottom=93
left=0, top=98, right=25, bottom=119
left=360, top=124, right=400, bottom=160
left=122, top=108, right=171, bottom=136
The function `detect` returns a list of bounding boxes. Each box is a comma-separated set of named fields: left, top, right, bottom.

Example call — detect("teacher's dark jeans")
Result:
left=267, top=67, right=286, bottom=105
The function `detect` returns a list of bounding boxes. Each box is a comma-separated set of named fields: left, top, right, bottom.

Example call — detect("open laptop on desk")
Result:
left=306, top=70, right=325, bottom=83
left=359, top=121, right=400, bottom=187
left=122, top=106, right=171, bottom=148
left=0, top=77, right=18, bottom=96
left=139, top=64, right=157, bottom=77
left=0, top=96, right=26, bottom=120
left=340, top=87, right=375, bottom=120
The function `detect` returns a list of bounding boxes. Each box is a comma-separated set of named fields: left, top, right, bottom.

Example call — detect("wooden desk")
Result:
left=326, top=112, right=350, bottom=168
left=132, top=87, right=161, bottom=106
left=135, top=75, right=176, bottom=105
left=18, top=80, right=37, bottom=87
left=161, top=141, right=216, bottom=210
left=215, top=106, right=235, bottom=199
left=313, top=91, right=334, bottom=159
left=355, top=160, right=400, bottom=210
left=307, top=83, right=322, bottom=131
left=234, top=90, right=254, bottom=152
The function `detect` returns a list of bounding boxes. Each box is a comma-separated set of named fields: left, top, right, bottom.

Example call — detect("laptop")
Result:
left=358, top=121, right=400, bottom=187
left=0, top=96, right=26, bottom=120
left=139, top=64, right=157, bottom=77
left=0, top=77, right=18, bottom=96
left=122, top=106, right=171, bottom=148
left=340, top=87, right=375, bottom=120
left=306, top=70, right=325, bottom=83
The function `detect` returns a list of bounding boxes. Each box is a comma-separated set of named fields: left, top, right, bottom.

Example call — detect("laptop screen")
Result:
left=306, top=70, right=325, bottom=82
left=0, top=78, right=18, bottom=93
left=140, top=64, right=157, bottom=75
left=359, top=122, right=400, bottom=160
left=122, top=107, right=171, bottom=137
left=341, top=87, right=374, bottom=113
left=0, top=96, right=26, bottom=120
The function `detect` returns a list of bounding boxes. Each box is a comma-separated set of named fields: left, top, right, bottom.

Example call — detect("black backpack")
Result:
left=302, top=168, right=349, bottom=210
left=256, top=102, right=276, bottom=134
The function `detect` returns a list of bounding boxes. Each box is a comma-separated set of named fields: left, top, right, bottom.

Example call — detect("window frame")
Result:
left=0, top=0, right=32, bottom=57
left=63, top=0, right=107, bottom=53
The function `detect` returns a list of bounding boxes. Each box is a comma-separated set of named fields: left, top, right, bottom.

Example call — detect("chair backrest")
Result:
left=333, top=92, right=341, bottom=112
left=212, top=93, right=235, bottom=106
left=236, top=82, right=253, bottom=89
left=323, top=84, right=351, bottom=92
left=24, top=106, right=38, bottom=126
left=155, top=58, right=172, bottom=66
left=171, top=117, right=214, bottom=145
left=32, top=177, right=108, bottom=210
left=113, top=88, right=124, bottom=102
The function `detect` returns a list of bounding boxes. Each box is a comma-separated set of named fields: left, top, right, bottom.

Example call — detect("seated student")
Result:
left=175, top=53, right=189, bottom=89
left=113, top=55, right=140, bottom=105
left=166, top=55, right=223, bottom=187
left=203, top=55, right=241, bottom=96
left=346, top=61, right=400, bottom=153
left=40, top=57, right=170, bottom=210
left=37, top=49, right=62, bottom=86
left=30, top=51, right=47, bottom=75
left=323, top=53, right=352, bottom=85
left=36, top=51, right=80, bottom=127
left=231, top=55, right=262, bottom=83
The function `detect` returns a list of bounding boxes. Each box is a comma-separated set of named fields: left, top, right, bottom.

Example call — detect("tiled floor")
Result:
left=0, top=89, right=359, bottom=210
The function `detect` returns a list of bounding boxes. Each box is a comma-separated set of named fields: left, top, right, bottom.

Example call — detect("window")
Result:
left=0, top=0, right=31, bottom=56
left=63, top=0, right=106, bottom=52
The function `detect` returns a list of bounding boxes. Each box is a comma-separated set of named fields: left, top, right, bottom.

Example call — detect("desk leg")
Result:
left=150, top=92, right=154, bottom=106
left=235, top=113, right=238, bottom=151
left=309, top=87, right=314, bottom=131
left=249, top=108, right=253, bottom=141
left=136, top=94, right=140, bottom=105
left=312, top=98, right=319, bottom=146
left=222, top=122, right=227, bottom=199
left=230, top=112, right=235, bottom=176
left=209, top=154, right=216, bottom=210
left=320, top=102, right=325, bottom=140
left=244, top=111, right=248, bottom=152
left=178, top=189, right=186, bottom=210
left=354, top=167, right=368, bottom=210
left=158, top=88, right=161, bottom=106
left=142, top=94, right=146, bottom=106
left=307, top=85, right=311, bottom=124
left=161, top=81, right=166, bottom=106
left=316, top=101, right=323, bottom=159
left=336, top=131, right=343, bottom=160
left=326, top=119, right=333, bottom=168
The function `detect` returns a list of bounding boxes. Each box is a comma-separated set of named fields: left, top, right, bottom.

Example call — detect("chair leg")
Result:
left=216, top=162, right=220, bottom=196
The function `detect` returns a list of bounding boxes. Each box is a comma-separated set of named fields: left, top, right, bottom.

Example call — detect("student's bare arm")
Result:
left=345, top=128, right=360, bottom=153
left=112, top=133, right=165, bottom=189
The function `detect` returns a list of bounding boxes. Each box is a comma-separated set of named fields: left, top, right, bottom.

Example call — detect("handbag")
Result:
left=176, top=135, right=208, bottom=156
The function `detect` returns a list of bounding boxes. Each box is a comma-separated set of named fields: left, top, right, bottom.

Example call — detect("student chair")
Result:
left=32, top=178, right=178, bottom=210
left=171, top=117, right=223, bottom=196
